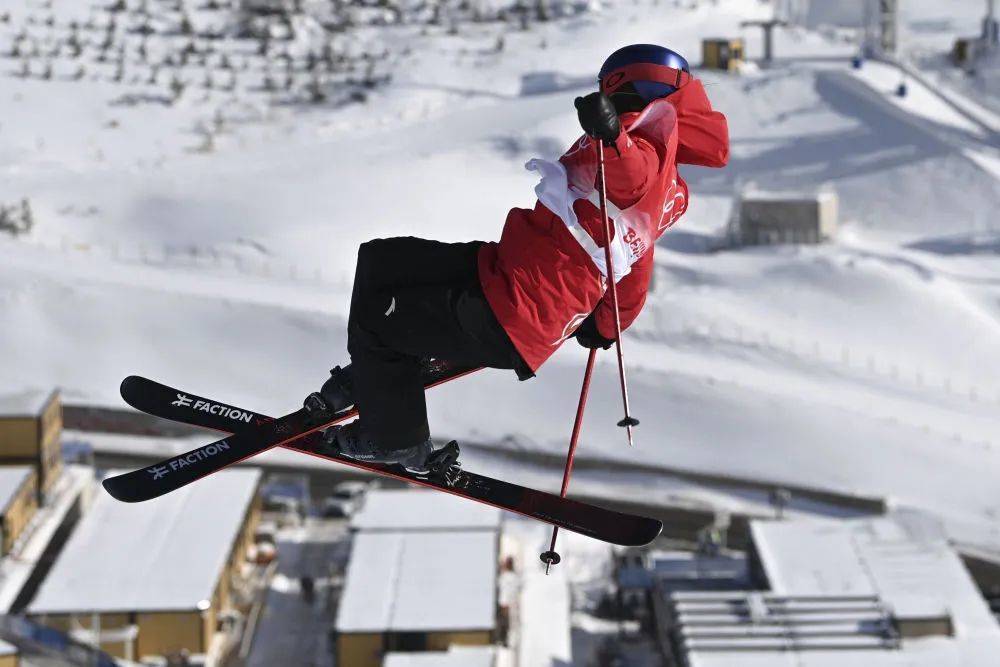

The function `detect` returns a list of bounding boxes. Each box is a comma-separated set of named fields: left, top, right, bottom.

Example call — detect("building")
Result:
left=28, top=468, right=262, bottom=664
left=0, top=391, right=62, bottom=502
left=382, top=645, right=495, bottom=666
left=0, top=639, right=15, bottom=667
left=735, top=188, right=838, bottom=246
left=0, top=467, right=37, bottom=557
left=620, top=548, right=750, bottom=625
left=664, top=511, right=1000, bottom=666
left=348, top=488, right=502, bottom=534
left=335, top=489, right=502, bottom=667
left=702, top=39, right=745, bottom=71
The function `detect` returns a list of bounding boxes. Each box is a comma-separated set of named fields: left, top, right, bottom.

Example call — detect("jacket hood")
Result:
left=663, top=78, right=730, bottom=168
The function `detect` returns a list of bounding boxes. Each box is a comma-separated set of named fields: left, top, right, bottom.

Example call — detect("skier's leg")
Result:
left=316, top=237, right=483, bottom=415
left=350, top=237, right=481, bottom=314
left=350, top=276, right=526, bottom=451
left=333, top=237, right=500, bottom=460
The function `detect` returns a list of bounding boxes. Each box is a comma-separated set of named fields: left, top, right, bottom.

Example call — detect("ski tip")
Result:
left=101, top=477, right=134, bottom=503
left=120, top=375, right=145, bottom=397
left=639, top=519, right=663, bottom=546
left=102, top=471, right=158, bottom=503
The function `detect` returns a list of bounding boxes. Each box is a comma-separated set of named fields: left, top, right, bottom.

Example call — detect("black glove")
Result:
left=574, top=92, right=620, bottom=147
left=574, top=312, right=615, bottom=350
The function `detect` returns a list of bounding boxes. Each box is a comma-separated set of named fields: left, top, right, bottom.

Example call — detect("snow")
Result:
left=1, top=0, right=999, bottom=580
left=350, top=488, right=502, bottom=532
left=0, top=465, right=93, bottom=613
left=335, top=529, right=498, bottom=633
left=500, top=520, right=574, bottom=667
left=0, top=390, right=53, bottom=418
left=383, top=646, right=496, bottom=667
left=0, top=467, right=32, bottom=514
left=28, top=468, right=261, bottom=614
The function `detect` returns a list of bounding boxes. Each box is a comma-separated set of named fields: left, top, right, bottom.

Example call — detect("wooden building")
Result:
left=0, top=390, right=62, bottom=501
left=702, top=38, right=745, bottom=71
left=383, top=645, right=495, bottom=666
left=0, top=467, right=38, bottom=557
left=0, top=639, right=16, bottom=667
left=28, top=468, right=262, bottom=664
left=335, top=490, right=502, bottom=667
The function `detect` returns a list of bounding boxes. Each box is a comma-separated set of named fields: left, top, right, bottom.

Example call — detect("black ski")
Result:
left=104, top=362, right=478, bottom=503
left=108, top=376, right=663, bottom=547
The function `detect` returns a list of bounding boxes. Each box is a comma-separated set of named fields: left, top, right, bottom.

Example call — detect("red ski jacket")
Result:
left=478, top=79, right=729, bottom=372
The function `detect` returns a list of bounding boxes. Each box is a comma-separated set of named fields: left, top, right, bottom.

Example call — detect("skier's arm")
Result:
left=593, top=245, right=654, bottom=339
left=601, top=129, right=659, bottom=208
left=570, top=92, right=660, bottom=207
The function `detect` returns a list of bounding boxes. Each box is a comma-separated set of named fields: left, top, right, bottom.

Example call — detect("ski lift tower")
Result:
left=986, top=0, right=999, bottom=49
left=739, top=18, right=788, bottom=65
left=864, top=0, right=899, bottom=57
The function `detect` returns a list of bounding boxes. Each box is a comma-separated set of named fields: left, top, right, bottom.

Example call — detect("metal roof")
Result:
left=335, top=529, right=497, bottom=633
left=349, top=488, right=502, bottom=532
left=28, top=468, right=261, bottom=614
left=751, top=512, right=1000, bottom=634
left=674, top=512, right=1000, bottom=666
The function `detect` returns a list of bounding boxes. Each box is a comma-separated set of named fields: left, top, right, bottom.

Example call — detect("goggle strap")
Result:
left=600, top=63, right=691, bottom=94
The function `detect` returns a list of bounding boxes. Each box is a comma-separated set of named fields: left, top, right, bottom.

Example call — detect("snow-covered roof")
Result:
left=678, top=512, right=1000, bottom=666
left=751, top=512, right=1000, bottom=634
left=335, top=529, right=497, bottom=633
left=0, top=389, right=54, bottom=418
left=739, top=185, right=837, bottom=203
left=349, top=488, right=501, bottom=532
left=0, top=466, right=33, bottom=514
left=382, top=646, right=495, bottom=667
left=29, top=468, right=261, bottom=614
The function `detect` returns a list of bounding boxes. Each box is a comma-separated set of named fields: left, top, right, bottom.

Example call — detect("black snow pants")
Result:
left=347, top=237, right=530, bottom=451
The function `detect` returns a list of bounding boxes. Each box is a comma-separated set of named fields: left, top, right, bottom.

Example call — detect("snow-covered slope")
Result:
left=2, top=0, right=999, bottom=554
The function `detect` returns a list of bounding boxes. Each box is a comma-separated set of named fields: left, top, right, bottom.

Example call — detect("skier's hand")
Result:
left=574, top=313, right=615, bottom=350
left=575, top=92, right=620, bottom=147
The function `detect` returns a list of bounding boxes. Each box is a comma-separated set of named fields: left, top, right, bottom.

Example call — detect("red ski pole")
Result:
left=540, top=347, right=598, bottom=573
left=596, top=141, right=640, bottom=446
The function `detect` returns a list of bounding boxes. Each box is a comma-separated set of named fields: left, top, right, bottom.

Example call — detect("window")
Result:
left=389, top=632, right=428, bottom=652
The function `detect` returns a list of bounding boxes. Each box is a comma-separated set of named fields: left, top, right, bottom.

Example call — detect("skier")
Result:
left=309, top=43, right=730, bottom=471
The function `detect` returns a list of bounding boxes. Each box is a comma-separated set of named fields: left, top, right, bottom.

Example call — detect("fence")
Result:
left=628, top=306, right=999, bottom=453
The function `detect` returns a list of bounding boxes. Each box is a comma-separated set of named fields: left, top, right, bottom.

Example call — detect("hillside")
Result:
left=2, top=0, right=999, bottom=554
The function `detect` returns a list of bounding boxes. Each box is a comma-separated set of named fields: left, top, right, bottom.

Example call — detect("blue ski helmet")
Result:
left=599, top=44, right=691, bottom=104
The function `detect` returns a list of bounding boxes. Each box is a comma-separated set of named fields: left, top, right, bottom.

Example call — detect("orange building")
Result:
left=0, top=390, right=62, bottom=501
left=29, top=468, right=261, bottom=664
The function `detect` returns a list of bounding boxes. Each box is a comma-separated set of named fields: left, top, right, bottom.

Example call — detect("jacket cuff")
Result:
left=605, top=126, right=632, bottom=158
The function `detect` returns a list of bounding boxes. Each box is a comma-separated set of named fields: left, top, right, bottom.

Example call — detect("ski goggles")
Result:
left=599, top=63, right=691, bottom=98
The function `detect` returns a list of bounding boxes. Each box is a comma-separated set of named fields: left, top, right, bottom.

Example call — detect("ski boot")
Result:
left=304, top=365, right=354, bottom=423
left=321, top=422, right=462, bottom=483
left=423, top=440, right=463, bottom=486
left=323, top=420, right=435, bottom=473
